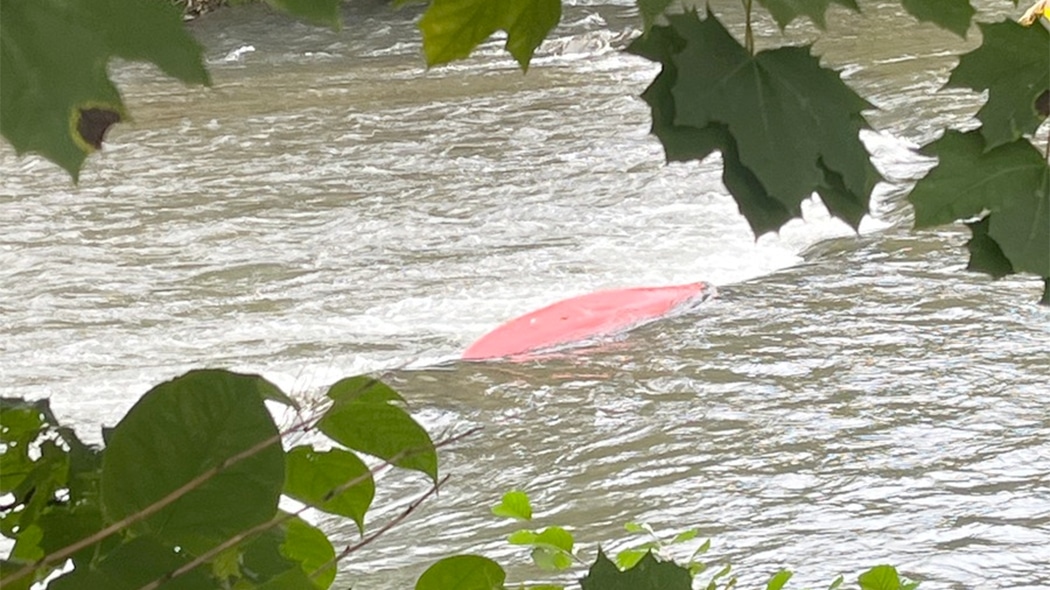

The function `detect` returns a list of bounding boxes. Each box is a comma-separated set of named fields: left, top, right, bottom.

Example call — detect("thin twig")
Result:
left=743, top=0, right=754, bottom=55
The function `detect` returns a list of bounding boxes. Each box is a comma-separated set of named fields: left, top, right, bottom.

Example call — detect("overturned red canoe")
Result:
left=462, top=281, right=715, bottom=360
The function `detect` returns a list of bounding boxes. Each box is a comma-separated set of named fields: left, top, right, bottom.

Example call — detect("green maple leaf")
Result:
left=757, top=0, right=859, bottom=29
left=965, top=216, right=1015, bottom=278
left=628, top=25, right=797, bottom=235
left=580, top=550, right=692, bottom=590
left=947, top=20, right=1049, bottom=150
left=900, top=0, right=976, bottom=37
left=909, top=130, right=1043, bottom=225
left=418, top=0, right=561, bottom=71
left=909, top=129, right=1049, bottom=278
left=665, top=11, right=878, bottom=229
left=0, top=0, right=208, bottom=180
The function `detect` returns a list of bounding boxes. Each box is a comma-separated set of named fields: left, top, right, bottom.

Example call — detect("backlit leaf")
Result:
left=0, top=0, right=207, bottom=179
left=326, top=375, right=405, bottom=406
left=415, top=555, right=506, bottom=590
left=767, top=570, right=793, bottom=590
left=100, top=370, right=284, bottom=551
left=900, top=0, right=975, bottom=37
left=284, top=446, right=374, bottom=534
left=580, top=549, right=692, bottom=590
left=491, top=490, right=533, bottom=520
left=947, top=20, right=1049, bottom=150
left=858, top=565, right=902, bottom=590
left=241, top=514, right=335, bottom=588
left=531, top=546, right=573, bottom=570
left=419, top=0, right=561, bottom=70
left=757, top=0, right=859, bottom=29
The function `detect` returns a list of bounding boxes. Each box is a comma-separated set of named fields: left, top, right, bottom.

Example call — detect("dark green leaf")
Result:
left=816, top=156, right=874, bottom=230
left=966, top=216, right=1016, bottom=278
left=419, top=0, right=561, bottom=70
left=669, top=11, right=876, bottom=225
left=284, top=445, right=374, bottom=533
left=0, top=0, right=207, bottom=179
left=909, top=130, right=1044, bottom=227
left=580, top=549, right=692, bottom=590
left=989, top=177, right=1050, bottom=277
left=767, top=570, right=793, bottom=590
left=900, top=0, right=975, bottom=37
left=491, top=490, right=532, bottom=520
left=318, top=397, right=438, bottom=482
left=415, top=555, right=506, bottom=590
left=100, top=370, right=284, bottom=551
left=264, top=0, right=342, bottom=27
left=239, top=514, right=337, bottom=588
left=757, top=0, right=859, bottom=29
left=858, top=565, right=902, bottom=590
left=947, top=20, right=1049, bottom=150
left=0, top=560, right=34, bottom=590
left=49, top=536, right=212, bottom=590
left=327, top=376, right=405, bottom=406
left=626, top=23, right=798, bottom=236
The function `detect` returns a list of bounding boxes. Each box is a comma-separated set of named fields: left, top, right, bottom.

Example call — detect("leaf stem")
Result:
left=743, top=0, right=754, bottom=55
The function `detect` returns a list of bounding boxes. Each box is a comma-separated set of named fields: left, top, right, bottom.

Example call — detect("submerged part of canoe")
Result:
left=462, top=282, right=716, bottom=360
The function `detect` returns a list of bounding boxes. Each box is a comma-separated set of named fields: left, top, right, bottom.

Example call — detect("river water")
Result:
left=1, top=1, right=1048, bottom=588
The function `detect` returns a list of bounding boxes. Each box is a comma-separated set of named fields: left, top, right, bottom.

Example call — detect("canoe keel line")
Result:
left=462, top=282, right=716, bottom=361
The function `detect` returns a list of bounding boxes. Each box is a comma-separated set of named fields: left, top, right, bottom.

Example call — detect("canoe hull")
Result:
left=462, top=282, right=714, bottom=360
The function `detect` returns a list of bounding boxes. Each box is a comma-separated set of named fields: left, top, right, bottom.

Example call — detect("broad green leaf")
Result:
left=281, top=516, right=337, bottom=588
left=100, top=370, right=284, bottom=551
left=284, top=446, right=374, bottom=533
left=0, top=399, right=44, bottom=444
left=767, top=570, right=793, bottom=590
left=0, top=0, right=207, bottom=179
left=757, top=0, right=859, bottom=29
left=989, top=174, right=1050, bottom=277
left=326, top=375, right=405, bottom=406
left=37, top=505, right=114, bottom=567
left=580, top=549, right=692, bottom=590
left=415, top=555, right=506, bottom=590
left=626, top=24, right=799, bottom=236
left=947, top=20, right=1049, bottom=150
left=858, top=565, right=902, bottom=590
left=419, top=0, right=561, bottom=70
left=967, top=216, right=1023, bottom=279
left=909, top=130, right=1044, bottom=227
left=909, top=130, right=1049, bottom=277
left=900, top=0, right=975, bottom=37
left=531, top=546, right=573, bottom=571
left=491, top=490, right=533, bottom=520
left=49, top=536, right=212, bottom=590
left=535, top=526, right=574, bottom=553
left=241, top=514, right=335, bottom=588
left=0, top=560, right=33, bottom=590
left=670, top=11, right=876, bottom=222
left=318, top=398, right=438, bottom=482
left=637, top=0, right=675, bottom=31
left=265, top=0, right=342, bottom=27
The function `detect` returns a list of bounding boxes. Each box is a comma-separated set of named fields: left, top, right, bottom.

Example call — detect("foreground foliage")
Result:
left=415, top=490, right=921, bottom=590
left=2, top=0, right=1048, bottom=300
left=0, top=371, right=444, bottom=589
